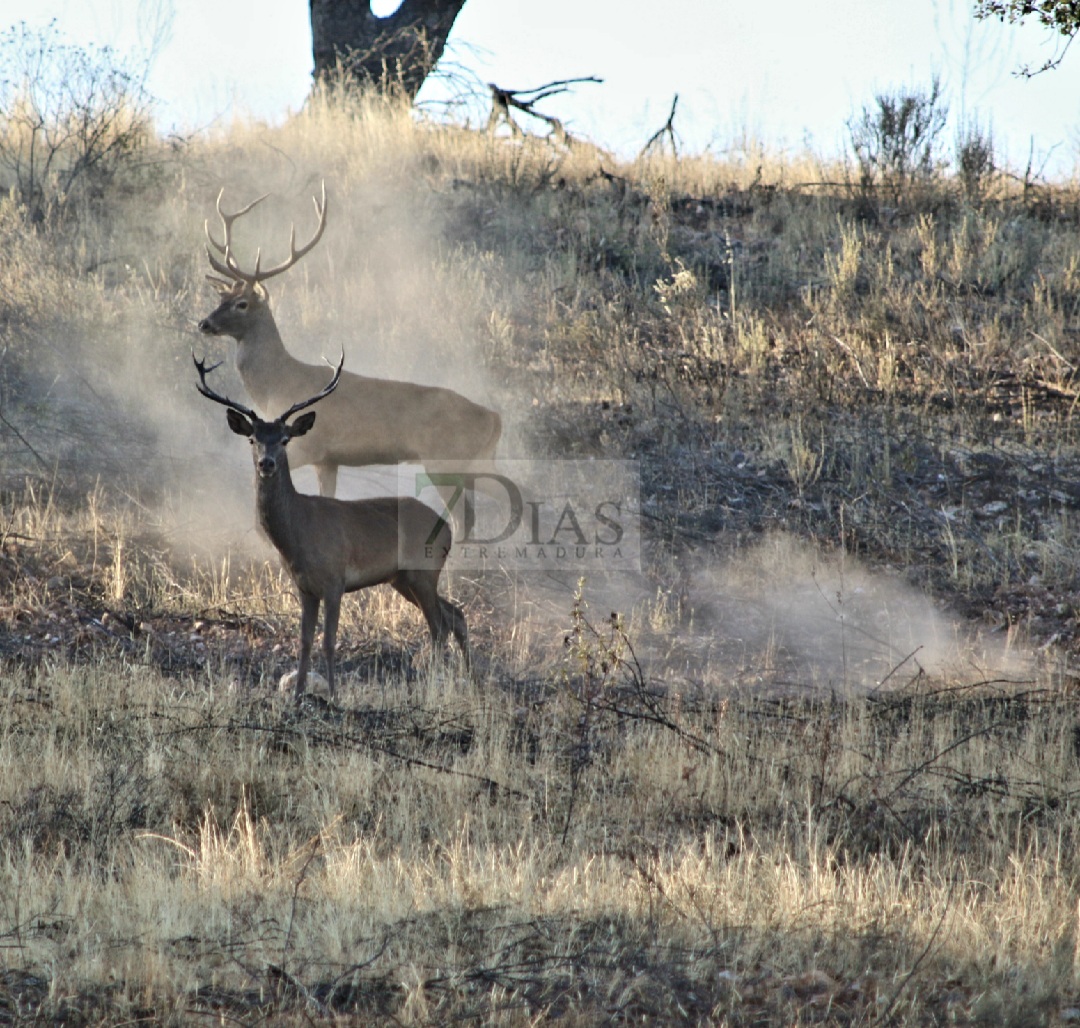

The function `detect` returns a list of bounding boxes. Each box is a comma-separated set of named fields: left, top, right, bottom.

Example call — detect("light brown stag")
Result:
left=194, top=353, right=470, bottom=701
left=198, top=184, right=502, bottom=498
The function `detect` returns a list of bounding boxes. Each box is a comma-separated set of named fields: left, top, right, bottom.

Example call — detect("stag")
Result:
left=194, top=353, right=470, bottom=701
left=198, top=184, right=502, bottom=498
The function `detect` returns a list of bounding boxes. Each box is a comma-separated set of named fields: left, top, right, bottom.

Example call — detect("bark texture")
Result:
left=309, top=0, right=467, bottom=99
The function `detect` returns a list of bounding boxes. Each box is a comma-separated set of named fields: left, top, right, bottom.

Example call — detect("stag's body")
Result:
left=198, top=186, right=501, bottom=497
left=195, top=356, right=470, bottom=701
left=255, top=452, right=469, bottom=700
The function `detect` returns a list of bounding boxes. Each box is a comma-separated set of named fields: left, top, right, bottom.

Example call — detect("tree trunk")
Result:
left=309, top=0, right=468, bottom=101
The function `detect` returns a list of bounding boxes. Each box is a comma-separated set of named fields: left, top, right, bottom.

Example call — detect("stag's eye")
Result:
left=235, top=300, right=249, bottom=311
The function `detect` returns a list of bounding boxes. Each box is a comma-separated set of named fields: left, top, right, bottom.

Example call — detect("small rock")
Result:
left=278, top=669, right=330, bottom=696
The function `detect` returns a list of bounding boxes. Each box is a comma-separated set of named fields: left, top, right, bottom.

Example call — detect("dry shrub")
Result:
left=0, top=21, right=154, bottom=223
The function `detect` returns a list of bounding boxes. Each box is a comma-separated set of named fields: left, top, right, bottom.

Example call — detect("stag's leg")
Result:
left=392, top=573, right=472, bottom=670
left=322, top=589, right=342, bottom=700
left=393, top=573, right=449, bottom=649
left=439, top=596, right=471, bottom=668
left=296, top=592, right=320, bottom=702
left=315, top=463, right=338, bottom=498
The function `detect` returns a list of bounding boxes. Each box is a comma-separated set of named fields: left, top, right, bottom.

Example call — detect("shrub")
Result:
left=847, top=76, right=949, bottom=207
left=955, top=117, right=997, bottom=205
left=0, top=20, right=154, bottom=222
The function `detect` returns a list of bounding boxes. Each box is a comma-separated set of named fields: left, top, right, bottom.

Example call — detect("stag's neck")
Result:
left=255, top=464, right=304, bottom=559
left=235, top=316, right=305, bottom=411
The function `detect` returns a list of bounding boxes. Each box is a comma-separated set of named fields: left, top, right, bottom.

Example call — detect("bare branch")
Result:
left=638, top=94, right=681, bottom=160
left=486, top=76, right=602, bottom=145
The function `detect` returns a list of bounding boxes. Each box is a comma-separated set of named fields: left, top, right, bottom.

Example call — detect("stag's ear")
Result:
left=226, top=409, right=254, bottom=437
left=205, top=274, right=234, bottom=295
left=287, top=411, right=317, bottom=438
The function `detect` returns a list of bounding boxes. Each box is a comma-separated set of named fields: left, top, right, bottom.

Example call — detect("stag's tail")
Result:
left=481, top=409, right=502, bottom=462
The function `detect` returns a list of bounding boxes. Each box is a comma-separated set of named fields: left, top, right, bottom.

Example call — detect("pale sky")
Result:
left=2, top=0, right=1079, bottom=176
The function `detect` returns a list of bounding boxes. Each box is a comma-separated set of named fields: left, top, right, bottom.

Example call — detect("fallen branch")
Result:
left=486, top=76, right=602, bottom=145
left=227, top=714, right=528, bottom=802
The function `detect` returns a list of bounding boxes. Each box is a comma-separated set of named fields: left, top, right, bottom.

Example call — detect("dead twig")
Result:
left=0, top=405, right=51, bottom=474
left=876, top=878, right=956, bottom=1024
left=638, top=94, right=681, bottom=159
left=280, top=833, right=322, bottom=980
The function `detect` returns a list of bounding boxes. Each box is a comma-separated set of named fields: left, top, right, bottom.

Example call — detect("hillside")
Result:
left=1, top=87, right=1080, bottom=1023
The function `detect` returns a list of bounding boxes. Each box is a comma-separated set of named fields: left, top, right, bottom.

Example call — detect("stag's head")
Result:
left=198, top=183, right=327, bottom=341
left=193, top=351, right=343, bottom=479
left=198, top=278, right=270, bottom=341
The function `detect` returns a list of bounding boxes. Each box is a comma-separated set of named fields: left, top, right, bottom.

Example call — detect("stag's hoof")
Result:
left=278, top=669, right=330, bottom=697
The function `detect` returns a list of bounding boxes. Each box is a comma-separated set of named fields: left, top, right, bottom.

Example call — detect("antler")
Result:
left=192, top=353, right=259, bottom=420
left=276, top=353, right=345, bottom=423
left=204, top=181, right=328, bottom=286
left=194, top=350, right=343, bottom=424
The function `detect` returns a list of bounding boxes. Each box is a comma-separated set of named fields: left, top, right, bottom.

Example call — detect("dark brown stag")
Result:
left=194, top=353, right=470, bottom=701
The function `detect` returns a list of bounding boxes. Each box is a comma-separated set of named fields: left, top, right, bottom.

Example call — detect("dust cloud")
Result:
left=634, top=534, right=1030, bottom=694
left=59, top=148, right=1032, bottom=695
left=80, top=149, right=511, bottom=568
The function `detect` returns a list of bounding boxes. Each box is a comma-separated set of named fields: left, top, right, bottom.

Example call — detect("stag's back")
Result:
left=282, top=369, right=501, bottom=467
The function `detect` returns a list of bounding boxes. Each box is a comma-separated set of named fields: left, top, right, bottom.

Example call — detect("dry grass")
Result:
left=0, top=629, right=1078, bottom=1023
left=1, top=89, right=1080, bottom=1023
